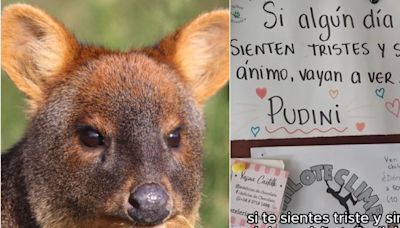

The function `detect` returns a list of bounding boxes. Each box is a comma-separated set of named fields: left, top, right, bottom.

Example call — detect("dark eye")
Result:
left=78, top=126, right=105, bottom=148
left=166, top=128, right=181, bottom=148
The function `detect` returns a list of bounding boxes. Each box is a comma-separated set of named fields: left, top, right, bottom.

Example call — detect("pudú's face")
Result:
left=2, top=4, right=228, bottom=227
left=27, top=53, right=203, bottom=226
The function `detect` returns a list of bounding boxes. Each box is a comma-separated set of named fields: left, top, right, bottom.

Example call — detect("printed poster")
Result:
left=251, top=144, right=400, bottom=227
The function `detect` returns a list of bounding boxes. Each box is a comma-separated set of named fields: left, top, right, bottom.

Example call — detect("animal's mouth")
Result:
left=105, top=214, right=193, bottom=228
left=148, top=215, right=194, bottom=228
left=165, top=215, right=194, bottom=228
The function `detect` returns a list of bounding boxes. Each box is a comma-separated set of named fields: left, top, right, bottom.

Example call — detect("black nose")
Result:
left=127, top=183, right=170, bottom=225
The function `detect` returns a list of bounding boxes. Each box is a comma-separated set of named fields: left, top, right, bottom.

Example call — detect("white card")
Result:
left=231, top=159, right=288, bottom=228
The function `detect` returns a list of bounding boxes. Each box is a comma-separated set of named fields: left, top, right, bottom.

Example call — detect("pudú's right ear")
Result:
left=1, top=4, right=79, bottom=112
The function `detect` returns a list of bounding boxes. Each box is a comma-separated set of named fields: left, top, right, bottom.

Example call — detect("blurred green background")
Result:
left=1, top=0, right=229, bottom=227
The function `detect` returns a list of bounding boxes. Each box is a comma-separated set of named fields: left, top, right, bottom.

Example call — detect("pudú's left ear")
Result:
left=150, top=10, right=229, bottom=104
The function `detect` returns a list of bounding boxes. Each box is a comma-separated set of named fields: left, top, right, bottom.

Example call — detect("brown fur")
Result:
left=1, top=4, right=228, bottom=228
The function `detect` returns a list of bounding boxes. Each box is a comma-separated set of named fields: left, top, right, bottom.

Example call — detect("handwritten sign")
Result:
left=231, top=0, right=400, bottom=140
left=251, top=144, right=400, bottom=227
left=231, top=159, right=288, bottom=227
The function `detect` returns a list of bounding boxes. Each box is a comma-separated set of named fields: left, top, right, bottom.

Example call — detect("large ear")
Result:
left=150, top=10, right=229, bottom=104
left=1, top=4, right=79, bottom=111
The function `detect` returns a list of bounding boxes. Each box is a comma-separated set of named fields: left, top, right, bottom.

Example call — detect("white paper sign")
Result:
left=231, top=0, right=400, bottom=140
left=231, top=159, right=288, bottom=228
left=251, top=144, right=400, bottom=227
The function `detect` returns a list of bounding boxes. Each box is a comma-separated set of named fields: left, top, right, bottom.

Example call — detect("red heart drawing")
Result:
left=356, top=122, right=365, bottom=132
left=329, top=89, right=338, bottom=99
left=256, top=88, right=267, bottom=99
left=385, top=98, right=400, bottom=118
